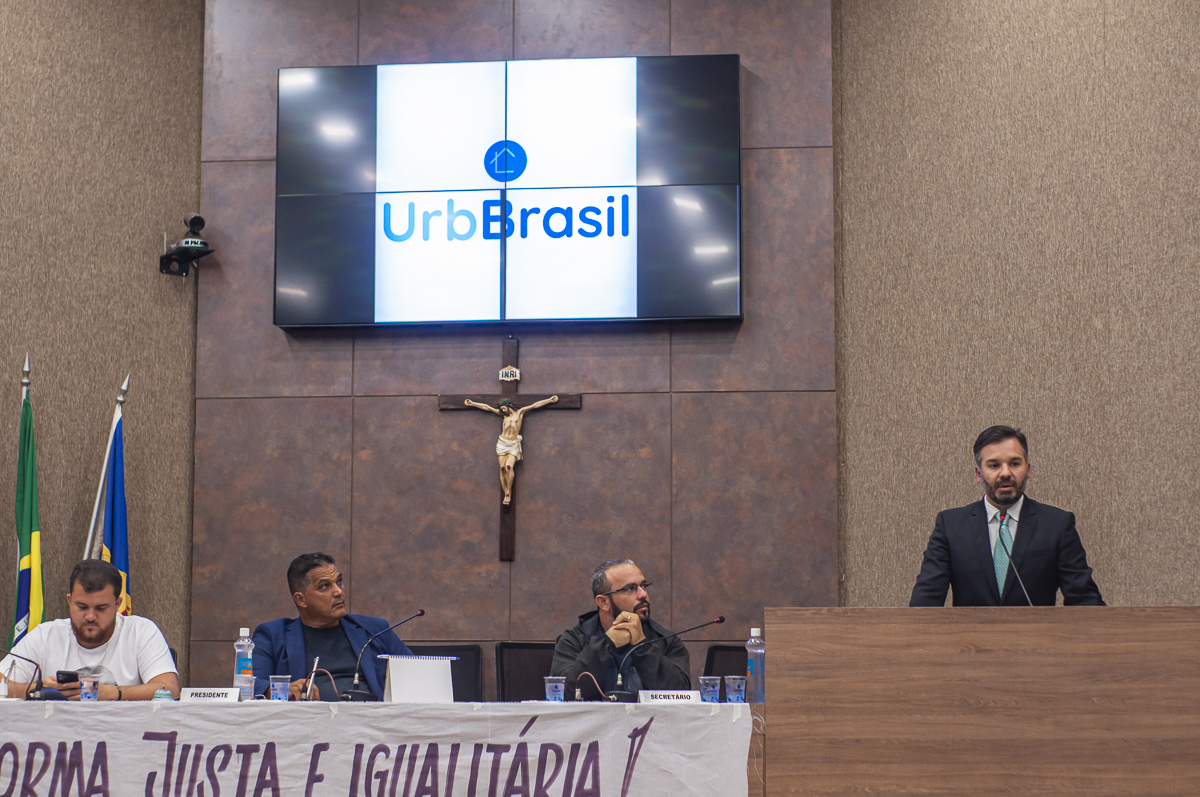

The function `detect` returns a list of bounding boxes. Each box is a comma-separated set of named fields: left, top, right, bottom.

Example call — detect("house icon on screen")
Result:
left=484, top=139, right=527, bottom=182
left=489, top=147, right=517, bottom=174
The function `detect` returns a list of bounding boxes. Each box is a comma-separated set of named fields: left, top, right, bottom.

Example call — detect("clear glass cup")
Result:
left=698, top=676, right=721, bottom=703
left=724, top=675, right=746, bottom=703
left=269, top=675, right=290, bottom=701
left=79, top=677, right=99, bottom=701
left=544, top=676, right=566, bottom=702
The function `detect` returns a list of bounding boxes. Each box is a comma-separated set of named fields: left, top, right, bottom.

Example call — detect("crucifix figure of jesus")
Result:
left=464, top=395, right=558, bottom=505
left=439, top=335, right=581, bottom=560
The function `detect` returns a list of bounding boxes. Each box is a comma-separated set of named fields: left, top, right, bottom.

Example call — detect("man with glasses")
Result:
left=551, top=558, right=691, bottom=700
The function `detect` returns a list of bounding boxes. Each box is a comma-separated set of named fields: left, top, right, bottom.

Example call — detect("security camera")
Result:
left=159, top=215, right=214, bottom=277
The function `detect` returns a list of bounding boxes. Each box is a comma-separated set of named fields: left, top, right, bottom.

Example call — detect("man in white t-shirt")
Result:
left=1, top=559, right=178, bottom=700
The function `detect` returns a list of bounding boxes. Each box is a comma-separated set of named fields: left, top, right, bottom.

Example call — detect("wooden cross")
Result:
left=439, top=336, right=581, bottom=561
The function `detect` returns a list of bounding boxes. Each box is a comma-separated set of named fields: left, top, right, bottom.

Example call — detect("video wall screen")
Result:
left=274, top=55, right=740, bottom=326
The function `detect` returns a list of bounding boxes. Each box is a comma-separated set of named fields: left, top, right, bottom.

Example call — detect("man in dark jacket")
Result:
left=910, top=426, right=1104, bottom=607
left=252, top=552, right=412, bottom=700
left=551, top=558, right=691, bottom=700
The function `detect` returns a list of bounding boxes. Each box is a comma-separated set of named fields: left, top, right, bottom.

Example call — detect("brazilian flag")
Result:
left=10, top=389, right=42, bottom=646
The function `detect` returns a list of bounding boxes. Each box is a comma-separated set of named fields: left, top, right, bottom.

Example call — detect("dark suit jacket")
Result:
left=251, top=614, right=413, bottom=698
left=910, top=497, right=1104, bottom=607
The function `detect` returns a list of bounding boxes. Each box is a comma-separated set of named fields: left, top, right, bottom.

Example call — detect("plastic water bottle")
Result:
left=746, top=627, right=765, bottom=704
left=234, top=627, right=254, bottom=700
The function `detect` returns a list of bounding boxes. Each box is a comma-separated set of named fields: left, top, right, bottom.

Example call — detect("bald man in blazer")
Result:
left=910, top=426, right=1104, bottom=607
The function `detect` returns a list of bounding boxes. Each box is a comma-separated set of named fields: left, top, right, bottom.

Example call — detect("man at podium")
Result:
left=551, top=558, right=690, bottom=700
left=910, top=426, right=1104, bottom=607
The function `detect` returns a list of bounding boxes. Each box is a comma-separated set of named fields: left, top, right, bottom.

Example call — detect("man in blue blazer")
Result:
left=252, top=552, right=413, bottom=700
left=910, top=426, right=1104, bottom=607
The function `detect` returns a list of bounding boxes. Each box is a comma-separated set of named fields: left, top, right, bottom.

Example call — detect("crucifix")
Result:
left=439, top=336, right=582, bottom=561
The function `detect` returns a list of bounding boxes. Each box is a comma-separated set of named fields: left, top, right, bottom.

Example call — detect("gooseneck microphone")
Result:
left=342, top=610, right=425, bottom=702
left=606, top=616, right=726, bottom=703
left=997, top=514, right=1034, bottom=607
left=0, top=646, right=56, bottom=701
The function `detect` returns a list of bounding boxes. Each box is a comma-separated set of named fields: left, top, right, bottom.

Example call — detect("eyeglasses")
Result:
left=602, top=581, right=653, bottom=598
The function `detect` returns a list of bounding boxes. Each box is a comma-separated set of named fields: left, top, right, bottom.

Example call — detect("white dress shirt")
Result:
left=984, top=494, right=1024, bottom=556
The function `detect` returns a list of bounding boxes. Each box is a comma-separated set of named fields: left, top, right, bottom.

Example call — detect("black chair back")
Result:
left=703, top=644, right=747, bottom=702
left=408, top=644, right=484, bottom=703
left=495, top=642, right=556, bottom=702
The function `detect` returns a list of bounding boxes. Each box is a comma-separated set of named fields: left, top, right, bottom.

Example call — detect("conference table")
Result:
left=0, top=699, right=757, bottom=796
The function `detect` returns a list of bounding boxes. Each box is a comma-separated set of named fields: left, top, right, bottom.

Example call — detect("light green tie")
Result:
left=993, top=513, right=1013, bottom=596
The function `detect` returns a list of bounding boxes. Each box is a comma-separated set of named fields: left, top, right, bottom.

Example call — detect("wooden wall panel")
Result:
left=673, top=392, right=838, bottom=636
left=355, top=324, right=670, bottom=397
left=191, top=398, right=353, bottom=642
left=350, top=396, right=510, bottom=641
left=515, top=0, right=669, bottom=59
left=360, top=0, right=513, bottom=65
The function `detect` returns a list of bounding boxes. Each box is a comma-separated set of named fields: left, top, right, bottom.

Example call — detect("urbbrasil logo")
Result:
left=382, top=194, right=630, bottom=242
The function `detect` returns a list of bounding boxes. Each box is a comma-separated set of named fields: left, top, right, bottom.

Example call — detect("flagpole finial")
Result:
left=117, top=373, right=130, bottom=405
left=21, top=354, right=30, bottom=388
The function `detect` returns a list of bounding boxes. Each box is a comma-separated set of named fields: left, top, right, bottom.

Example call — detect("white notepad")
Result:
left=380, top=655, right=457, bottom=704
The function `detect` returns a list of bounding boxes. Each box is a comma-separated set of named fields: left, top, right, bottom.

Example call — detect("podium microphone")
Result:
left=342, top=610, right=424, bottom=702
left=607, top=616, right=725, bottom=703
left=0, top=646, right=60, bottom=701
left=997, top=514, right=1034, bottom=607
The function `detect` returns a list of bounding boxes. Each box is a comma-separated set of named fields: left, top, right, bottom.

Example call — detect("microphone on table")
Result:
left=342, top=610, right=424, bottom=702
left=0, top=646, right=60, bottom=701
left=606, top=616, right=725, bottom=703
left=997, top=513, right=1034, bottom=607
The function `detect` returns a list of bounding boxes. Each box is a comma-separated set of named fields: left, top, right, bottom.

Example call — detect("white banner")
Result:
left=0, top=701, right=751, bottom=796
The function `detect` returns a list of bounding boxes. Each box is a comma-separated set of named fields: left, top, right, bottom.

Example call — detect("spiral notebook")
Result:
left=380, top=655, right=457, bottom=704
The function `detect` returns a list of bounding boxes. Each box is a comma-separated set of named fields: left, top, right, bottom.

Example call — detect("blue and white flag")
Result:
left=85, top=377, right=131, bottom=614
left=98, top=412, right=131, bottom=615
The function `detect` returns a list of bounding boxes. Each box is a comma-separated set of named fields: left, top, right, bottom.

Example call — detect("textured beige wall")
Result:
left=0, top=2, right=203, bottom=679
left=837, top=1, right=1200, bottom=606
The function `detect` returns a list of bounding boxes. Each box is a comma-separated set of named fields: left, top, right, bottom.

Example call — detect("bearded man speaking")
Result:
left=910, top=425, right=1104, bottom=607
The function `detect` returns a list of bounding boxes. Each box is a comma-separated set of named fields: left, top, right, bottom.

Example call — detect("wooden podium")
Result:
left=764, top=607, right=1200, bottom=795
